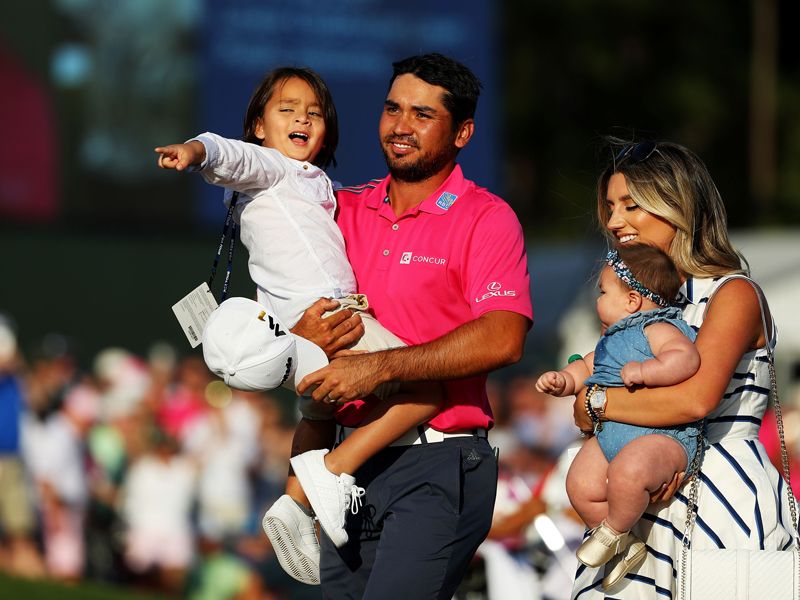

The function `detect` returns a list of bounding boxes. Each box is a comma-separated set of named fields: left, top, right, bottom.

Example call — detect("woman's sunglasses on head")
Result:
left=614, top=139, right=658, bottom=166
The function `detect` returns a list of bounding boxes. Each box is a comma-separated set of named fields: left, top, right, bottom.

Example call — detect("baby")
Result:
left=536, top=244, right=702, bottom=590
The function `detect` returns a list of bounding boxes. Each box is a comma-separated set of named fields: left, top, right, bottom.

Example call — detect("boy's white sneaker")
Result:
left=290, top=449, right=365, bottom=548
left=262, top=495, right=320, bottom=585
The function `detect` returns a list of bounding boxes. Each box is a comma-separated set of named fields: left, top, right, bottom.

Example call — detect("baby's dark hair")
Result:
left=616, top=244, right=683, bottom=304
left=242, top=67, right=338, bottom=168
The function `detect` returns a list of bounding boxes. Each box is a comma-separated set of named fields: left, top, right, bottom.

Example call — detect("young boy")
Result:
left=156, top=67, right=440, bottom=585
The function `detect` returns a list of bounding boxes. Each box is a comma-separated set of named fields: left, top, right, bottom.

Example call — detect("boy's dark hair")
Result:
left=389, top=53, right=482, bottom=130
left=242, top=67, right=338, bottom=169
left=616, top=244, right=683, bottom=303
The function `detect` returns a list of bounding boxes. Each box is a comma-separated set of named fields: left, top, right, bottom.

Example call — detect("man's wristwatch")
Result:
left=587, top=384, right=608, bottom=431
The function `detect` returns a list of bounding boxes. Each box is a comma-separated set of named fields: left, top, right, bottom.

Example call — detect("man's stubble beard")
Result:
left=381, top=137, right=459, bottom=183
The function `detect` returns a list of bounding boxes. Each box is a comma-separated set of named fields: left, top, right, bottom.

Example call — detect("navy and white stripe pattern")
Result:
left=572, top=275, right=795, bottom=599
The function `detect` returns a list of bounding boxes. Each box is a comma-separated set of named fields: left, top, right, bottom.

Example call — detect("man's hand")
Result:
left=297, top=352, right=385, bottom=404
left=155, top=141, right=206, bottom=171
left=535, top=371, right=567, bottom=395
left=621, top=361, right=645, bottom=387
left=291, top=298, right=364, bottom=358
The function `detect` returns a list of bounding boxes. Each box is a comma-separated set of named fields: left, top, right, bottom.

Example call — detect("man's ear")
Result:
left=627, top=291, right=643, bottom=314
left=454, top=119, right=474, bottom=149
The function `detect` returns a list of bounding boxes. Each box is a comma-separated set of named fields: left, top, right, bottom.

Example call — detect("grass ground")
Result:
left=0, top=573, right=171, bottom=600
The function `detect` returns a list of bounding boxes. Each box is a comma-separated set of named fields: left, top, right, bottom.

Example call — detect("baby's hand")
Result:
left=154, top=141, right=205, bottom=171
left=535, top=371, right=567, bottom=395
left=621, top=361, right=644, bottom=387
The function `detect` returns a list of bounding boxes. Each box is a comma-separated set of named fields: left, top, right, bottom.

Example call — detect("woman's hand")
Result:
left=573, top=387, right=594, bottom=436
left=650, top=471, right=685, bottom=503
left=290, top=298, right=364, bottom=358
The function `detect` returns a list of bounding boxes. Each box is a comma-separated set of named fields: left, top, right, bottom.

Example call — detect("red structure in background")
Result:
left=759, top=407, right=800, bottom=496
left=0, top=41, right=58, bottom=223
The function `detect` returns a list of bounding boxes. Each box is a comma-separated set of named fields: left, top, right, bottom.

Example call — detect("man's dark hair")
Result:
left=389, top=53, right=482, bottom=129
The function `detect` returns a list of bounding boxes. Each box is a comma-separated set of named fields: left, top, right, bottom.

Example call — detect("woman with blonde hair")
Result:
left=570, top=139, right=794, bottom=598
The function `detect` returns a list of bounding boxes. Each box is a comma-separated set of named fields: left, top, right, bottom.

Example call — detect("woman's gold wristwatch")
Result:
left=586, top=384, right=608, bottom=431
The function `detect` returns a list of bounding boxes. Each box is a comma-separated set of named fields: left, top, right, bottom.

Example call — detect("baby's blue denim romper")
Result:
left=586, top=307, right=703, bottom=469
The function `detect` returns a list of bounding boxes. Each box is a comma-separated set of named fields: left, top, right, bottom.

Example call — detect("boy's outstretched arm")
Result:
left=155, top=141, right=206, bottom=171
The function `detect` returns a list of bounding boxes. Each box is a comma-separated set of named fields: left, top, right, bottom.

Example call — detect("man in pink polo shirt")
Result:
left=294, top=53, right=532, bottom=598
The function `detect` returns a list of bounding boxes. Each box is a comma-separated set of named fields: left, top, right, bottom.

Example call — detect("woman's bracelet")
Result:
left=584, top=396, right=599, bottom=427
left=585, top=384, right=607, bottom=432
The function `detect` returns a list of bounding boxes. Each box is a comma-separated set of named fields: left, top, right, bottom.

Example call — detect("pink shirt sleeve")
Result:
left=460, top=201, right=533, bottom=322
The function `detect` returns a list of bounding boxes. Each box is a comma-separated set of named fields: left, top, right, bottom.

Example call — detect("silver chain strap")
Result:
left=679, top=426, right=705, bottom=600
left=769, top=357, right=800, bottom=545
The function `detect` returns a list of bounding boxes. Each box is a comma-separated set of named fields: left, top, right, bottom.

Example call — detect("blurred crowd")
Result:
left=1, top=311, right=798, bottom=600
left=0, top=314, right=314, bottom=599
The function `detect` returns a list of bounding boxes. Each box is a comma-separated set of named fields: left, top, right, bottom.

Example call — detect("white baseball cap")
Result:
left=202, top=297, right=328, bottom=392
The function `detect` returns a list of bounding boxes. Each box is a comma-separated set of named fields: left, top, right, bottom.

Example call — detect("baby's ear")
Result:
left=627, top=291, right=643, bottom=313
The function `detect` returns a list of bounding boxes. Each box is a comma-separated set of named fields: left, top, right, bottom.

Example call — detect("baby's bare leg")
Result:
left=605, top=434, right=687, bottom=533
left=323, top=382, right=441, bottom=476
left=566, top=437, right=610, bottom=528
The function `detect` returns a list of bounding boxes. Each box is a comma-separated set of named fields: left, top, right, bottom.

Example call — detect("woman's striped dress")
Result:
left=572, top=275, right=796, bottom=599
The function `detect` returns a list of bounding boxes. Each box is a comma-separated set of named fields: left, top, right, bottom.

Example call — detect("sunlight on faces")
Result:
left=379, top=73, right=470, bottom=182
left=254, top=77, right=326, bottom=164
left=605, top=173, right=677, bottom=253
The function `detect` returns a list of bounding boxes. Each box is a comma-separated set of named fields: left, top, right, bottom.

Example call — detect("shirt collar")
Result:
left=365, top=177, right=391, bottom=210
left=364, top=164, right=470, bottom=216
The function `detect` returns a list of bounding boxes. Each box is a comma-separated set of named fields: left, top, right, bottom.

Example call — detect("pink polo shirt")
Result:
left=334, top=165, right=533, bottom=431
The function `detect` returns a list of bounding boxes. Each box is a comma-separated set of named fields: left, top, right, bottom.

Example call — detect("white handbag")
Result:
left=681, top=546, right=800, bottom=599
left=677, top=284, right=800, bottom=600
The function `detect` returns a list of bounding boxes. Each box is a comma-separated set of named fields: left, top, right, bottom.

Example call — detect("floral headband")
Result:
left=606, top=250, right=669, bottom=308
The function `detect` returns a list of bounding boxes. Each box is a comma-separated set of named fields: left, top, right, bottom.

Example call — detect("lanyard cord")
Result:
left=208, top=191, right=239, bottom=302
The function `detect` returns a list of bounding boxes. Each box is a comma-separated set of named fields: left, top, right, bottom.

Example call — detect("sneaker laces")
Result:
left=348, top=486, right=366, bottom=515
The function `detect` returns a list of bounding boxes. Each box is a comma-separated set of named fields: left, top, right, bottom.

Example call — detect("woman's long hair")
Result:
left=597, top=139, right=747, bottom=278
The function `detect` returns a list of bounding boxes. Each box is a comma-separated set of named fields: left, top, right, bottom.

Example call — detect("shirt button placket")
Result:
left=382, top=217, right=399, bottom=267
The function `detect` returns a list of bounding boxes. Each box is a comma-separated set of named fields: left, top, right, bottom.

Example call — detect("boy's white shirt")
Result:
left=193, top=132, right=357, bottom=327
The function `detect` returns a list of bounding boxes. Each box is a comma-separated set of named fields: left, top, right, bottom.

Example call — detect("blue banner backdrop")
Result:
left=197, top=0, right=497, bottom=227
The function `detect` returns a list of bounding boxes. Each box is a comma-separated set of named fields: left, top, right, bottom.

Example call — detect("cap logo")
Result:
left=279, top=356, right=293, bottom=386
left=257, top=311, right=266, bottom=321
left=267, top=315, right=286, bottom=337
